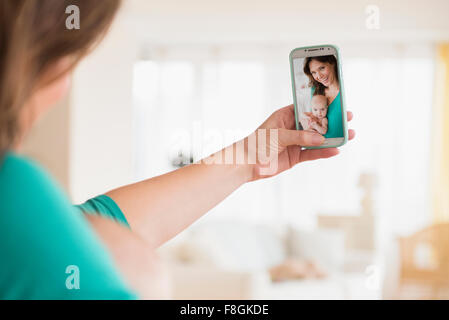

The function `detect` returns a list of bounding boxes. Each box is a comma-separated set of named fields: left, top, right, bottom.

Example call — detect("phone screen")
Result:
left=290, top=45, right=346, bottom=147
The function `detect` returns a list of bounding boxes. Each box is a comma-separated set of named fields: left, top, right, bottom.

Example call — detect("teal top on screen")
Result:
left=324, top=91, right=343, bottom=138
left=0, top=152, right=137, bottom=300
left=311, top=87, right=344, bottom=139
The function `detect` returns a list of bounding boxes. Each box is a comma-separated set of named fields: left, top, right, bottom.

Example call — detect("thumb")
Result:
left=279, top=129, right=324, bottom=147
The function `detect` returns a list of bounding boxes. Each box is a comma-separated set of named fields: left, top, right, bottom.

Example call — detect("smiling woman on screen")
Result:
left=303, top=55, right=344, bottom=139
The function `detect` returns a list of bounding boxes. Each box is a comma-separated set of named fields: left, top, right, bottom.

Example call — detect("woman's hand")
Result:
left=245, top=104, right=355, bottom=181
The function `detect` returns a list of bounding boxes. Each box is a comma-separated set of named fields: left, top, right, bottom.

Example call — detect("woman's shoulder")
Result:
left=0, top=152, right=137, bottom=299
left=1, top=151, right=46, bottom=178
left=1, top=152, right=60, bottom=193
left=0, top=151, right=72, bottom=220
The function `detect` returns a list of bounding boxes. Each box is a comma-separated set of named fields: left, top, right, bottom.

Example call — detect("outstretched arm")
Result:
left=105, top=106, right=355, bottom=249
left=106, top=150, right=254, bottom=249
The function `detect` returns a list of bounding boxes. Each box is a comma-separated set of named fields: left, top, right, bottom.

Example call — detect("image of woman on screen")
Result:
left=303, top=55, right=344, bottom=138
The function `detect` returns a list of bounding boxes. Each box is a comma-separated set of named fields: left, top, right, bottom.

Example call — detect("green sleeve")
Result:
left=75, top=195, right=130, bottom=228
left=0, top=153, right=137, bottom=300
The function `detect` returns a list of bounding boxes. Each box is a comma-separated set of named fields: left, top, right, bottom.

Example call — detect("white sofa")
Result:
left=159, top=220, right=379, bottom=299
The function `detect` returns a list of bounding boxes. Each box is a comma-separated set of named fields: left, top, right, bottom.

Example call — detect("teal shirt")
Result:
left=325, top=91, right=344, bottom=139
left=0, top=152, right=137, bottom=300
left=75, top=195, right=130, bottom=228
left=311, top=88, right=344, bottom=138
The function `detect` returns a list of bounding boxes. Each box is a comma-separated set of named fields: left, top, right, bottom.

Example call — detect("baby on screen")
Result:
left=299, top=95, right=328, bottom=135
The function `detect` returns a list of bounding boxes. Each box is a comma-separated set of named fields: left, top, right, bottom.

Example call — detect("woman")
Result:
left=0, top=1, right=354, bottom=299
left=304, top=55, right=344, bottom=138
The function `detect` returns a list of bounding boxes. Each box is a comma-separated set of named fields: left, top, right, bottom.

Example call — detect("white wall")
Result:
left=70, top=12, right=139, bottom=203
left=125, top=0, right=449, bottom=44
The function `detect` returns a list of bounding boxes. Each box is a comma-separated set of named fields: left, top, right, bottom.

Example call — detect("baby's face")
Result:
left=311, top=101, right=328, bottom=119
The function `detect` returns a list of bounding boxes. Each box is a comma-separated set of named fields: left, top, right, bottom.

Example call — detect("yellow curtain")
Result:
left=432, top=43, right=449, bottom=223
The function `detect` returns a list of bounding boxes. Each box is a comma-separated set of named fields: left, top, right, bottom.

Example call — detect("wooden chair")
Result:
left=398, top=223, right=449, bottom=299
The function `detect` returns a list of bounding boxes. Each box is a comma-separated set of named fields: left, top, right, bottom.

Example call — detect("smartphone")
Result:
left=289, top=44, right=347, bottom=148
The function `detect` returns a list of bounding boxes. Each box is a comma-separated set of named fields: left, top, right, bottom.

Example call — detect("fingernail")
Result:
left=312, top=134, right=324, bottom=145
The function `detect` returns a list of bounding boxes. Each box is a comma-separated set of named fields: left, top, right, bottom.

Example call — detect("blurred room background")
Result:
left=23, top=0, right=449, bottom=299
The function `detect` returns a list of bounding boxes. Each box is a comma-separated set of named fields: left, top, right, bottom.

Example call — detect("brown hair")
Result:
left=0, top=0, right=121, bottom=156
left=303, top=55, right=339, bottom=96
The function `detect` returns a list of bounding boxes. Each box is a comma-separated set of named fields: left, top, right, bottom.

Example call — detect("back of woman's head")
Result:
left=0, top=0, right=121, bottom=155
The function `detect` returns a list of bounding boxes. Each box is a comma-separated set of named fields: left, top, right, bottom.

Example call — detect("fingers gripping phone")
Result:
left=289, top=44, right=348, bottom=148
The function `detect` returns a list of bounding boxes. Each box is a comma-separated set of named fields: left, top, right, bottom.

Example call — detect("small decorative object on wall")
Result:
left=171, top=149, right=194, bottom=168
